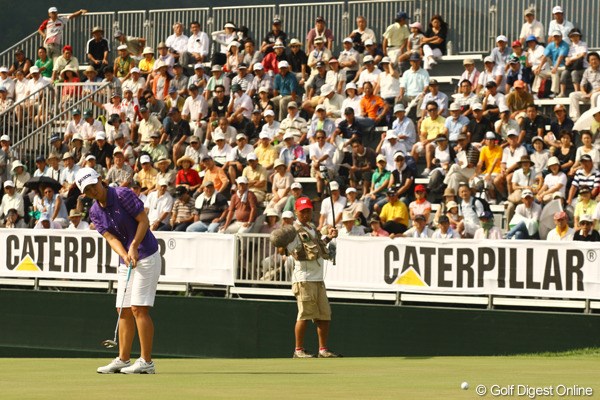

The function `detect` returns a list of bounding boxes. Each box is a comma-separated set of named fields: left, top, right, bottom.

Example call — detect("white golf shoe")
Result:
left=120, top=357, right=156, bottom=374
left=97, top=357, right=130, bottom=374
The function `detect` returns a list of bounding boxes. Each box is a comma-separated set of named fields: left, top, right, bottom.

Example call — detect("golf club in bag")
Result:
left=101, top=263, right=132, bottom=349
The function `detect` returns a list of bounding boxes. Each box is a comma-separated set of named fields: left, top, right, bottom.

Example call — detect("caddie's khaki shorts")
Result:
left=292, top=281, right=331, bottom=321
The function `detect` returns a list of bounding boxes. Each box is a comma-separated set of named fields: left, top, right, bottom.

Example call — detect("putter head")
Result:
left=101, top=339, right=118, bottom=348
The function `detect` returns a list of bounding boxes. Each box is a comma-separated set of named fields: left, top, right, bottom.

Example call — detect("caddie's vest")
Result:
left=293, top=222, right=331, bottom=261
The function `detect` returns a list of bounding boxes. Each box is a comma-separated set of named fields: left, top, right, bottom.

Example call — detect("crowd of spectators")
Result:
left=0, top=5, right=599, bottom=243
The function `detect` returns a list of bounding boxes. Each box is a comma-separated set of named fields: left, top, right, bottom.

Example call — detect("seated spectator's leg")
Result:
left=506, top=220, right=529, bottom=239
left=551, top=67, right=564, bottom=95
left=374, top=195, right=388, bottom=212
left=493, top=174, right=507, bottom=199
left=311, top=165, right=324, bottom=197
left=425, top=143, right=435, bottom=169
left=532, top=69, right=550, bottom=93
left=422, top=45, right=433, bottom=70
left=228, top=164, right=238, bottom=187
left=571, top=69, right=583, bottom=92
left=382, top=221, right=407, bottom=235
left=174, top=222, right=193, bottom=232
left=208, top=221, right=222, bottom=232
left=591, top=91, right=600, bottom=109
left=411, top=142, right=423, bottom=163
left=237, top=222, right=254, bottom=234
left=224, top=221, right=243, bottom=234
left=463, top=221, right=479, bottom=238
left=279, top=96, right=293, bottom=120
left=186, top=221, right=209, bottom=232
left=559, top=69, right=571, bottom=97
left=157, top=223, right=173, bottom=231
left=569, top=91, right=585, bottom=121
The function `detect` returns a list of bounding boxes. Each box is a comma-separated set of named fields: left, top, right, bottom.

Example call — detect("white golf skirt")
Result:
left=115, top=250, right=161, bottom=308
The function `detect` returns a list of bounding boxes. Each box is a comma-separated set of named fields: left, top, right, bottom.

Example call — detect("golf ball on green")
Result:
left=461, top=382, right=469, bottom=390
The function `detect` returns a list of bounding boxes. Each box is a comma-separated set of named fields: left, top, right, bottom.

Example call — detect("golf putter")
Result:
left=101, top=263, right=133, bottom=348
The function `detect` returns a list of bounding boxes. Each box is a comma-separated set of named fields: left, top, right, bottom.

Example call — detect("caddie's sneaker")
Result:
left=318, top=349, right=342, bottom=358
left=120, top=357, right=156, bottom=374
left=97, top=357, right=130, bottom=374
left=292, top=349, right=315, bottom=358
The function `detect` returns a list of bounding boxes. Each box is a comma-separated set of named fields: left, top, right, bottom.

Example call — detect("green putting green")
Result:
left=1, top=352, right=598, bottom=399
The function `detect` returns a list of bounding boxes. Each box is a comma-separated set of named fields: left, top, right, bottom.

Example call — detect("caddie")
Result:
left=271, top=197, right=341, bottom=358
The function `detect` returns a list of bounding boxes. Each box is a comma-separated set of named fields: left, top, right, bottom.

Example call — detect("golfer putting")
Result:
left=75, top=168, right=160, bottom=374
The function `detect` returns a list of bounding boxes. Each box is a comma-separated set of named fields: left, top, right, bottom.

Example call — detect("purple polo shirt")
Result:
left=90, top=186, right=158, bottom=263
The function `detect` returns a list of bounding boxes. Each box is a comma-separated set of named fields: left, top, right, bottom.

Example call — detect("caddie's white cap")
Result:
left=75, top=167, right=100, bottom=192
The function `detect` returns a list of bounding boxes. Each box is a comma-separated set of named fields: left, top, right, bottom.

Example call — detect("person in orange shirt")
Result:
left=200, top=155, right=230, bottom=195
left=475, top=131, right=503, bottom=203
left=359, top=81, right=390, bottom=127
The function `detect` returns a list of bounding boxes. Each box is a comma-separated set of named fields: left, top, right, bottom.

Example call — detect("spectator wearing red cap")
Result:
left=546, top=211, right=574, bottom=241
left=52, top=45, right=79, bottom=82
left=408, top=184, right=431, bottom=222
left=283, top=196, right=339, bottom=358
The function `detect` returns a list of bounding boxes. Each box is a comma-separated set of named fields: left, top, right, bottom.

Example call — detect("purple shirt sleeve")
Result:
left=116, top=186, right=144, bottom=219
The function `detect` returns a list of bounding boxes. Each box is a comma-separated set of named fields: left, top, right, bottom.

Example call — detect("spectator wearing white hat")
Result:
left=1, top=180, right=24, bottom=220
left=278, top=102, right=307, bottom=144
left=144, top=178, right=173, bottom=231
left=338, top=38, right=360, bottom=82
left=34, top=212, right=63, bottom=230
left=209, top=129, right=235, bottom=167
left=547, top=6, right=574, bottom=45
left=377, top=56, right=400, bottom=104
left=224, top=133, right=254, bottom=185
left=268, top=159, right=295, bottom=213
left=242, top=153, right=268, bottom=202
left=533, top=30, right=569, bottom=97
left=282, top=182, right=305, bottom=213
left=307, top=105, right=336, bottom=141
left=67, top=209, right=90, bottom=230
left=272, top=61, right=299, bottom=120
left=498, top=130, right=528, bottom=196
left=320, top=83, right=345, bottom=120
left=338, top=212, right=365, bottom=237
left=106, top=148, right=134, bottom=188
left=318, top=181, right=346, bottom=231
left=337, top=186, right=369, bottom=227
left=376, top=130, right=407, bottom=172
left=255, top=132, right=278, bottom=170
left=574, top=213, right=600, bottom=241
left=519, top=7, right=545, bottom=44
left=38, top=7, right=87, bottom=61
left=356, top=55, right=381, bottom=93
left=227, top=84, right=253, bottom=129
left=205, top=66, right=231, bottom=102
left=262, top=40, right=288, bottom=76
left=307, top=36, right=332, bottom=73
left=188, top=64, right=208, bottom=93
left=133, top=154, right=158, bottom=195
left=505, top=189, right=542, bottom=239
left=221, top=175, right=258, bottom=233
left=248, top=63, right=273, bottom=98
left=490, top=35, right=511, bottom=70
left=536, top=156, right=567, bottom=204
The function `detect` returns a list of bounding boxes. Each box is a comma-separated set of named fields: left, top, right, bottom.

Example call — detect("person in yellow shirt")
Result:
left=254, top=132, right=278, bottom=170
left=475, top=131, right=503, bottom=203
left=379, top=188, right=409, bottom=234
left=411, top=101, right=446, bottom=175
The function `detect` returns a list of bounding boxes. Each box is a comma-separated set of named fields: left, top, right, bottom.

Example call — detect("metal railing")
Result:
left=3, top=0, right=600, bottom=72
left=8, top=82, right=109, bottom=164
left=237, top=233, right=289, bottom=283
left=0, top=32, right=41, bottom=70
